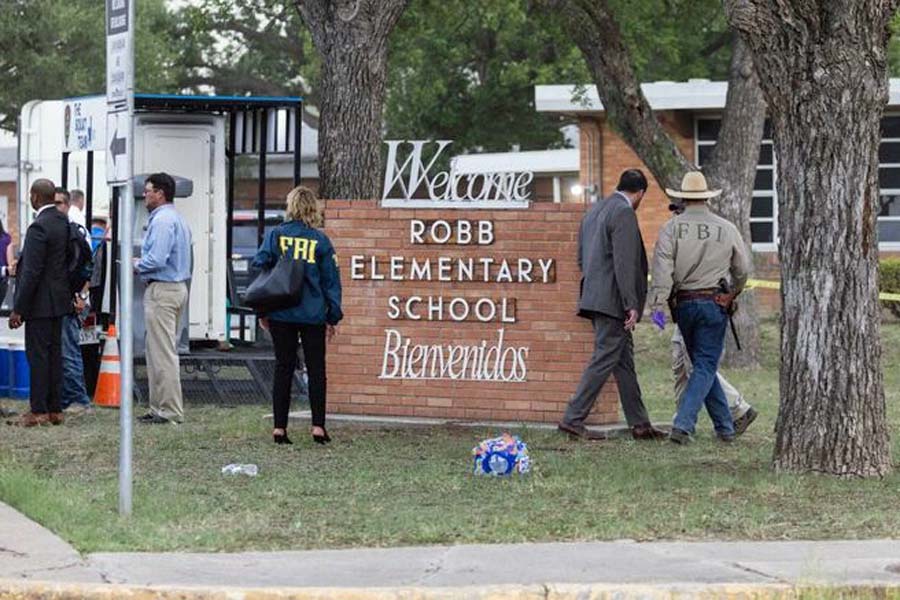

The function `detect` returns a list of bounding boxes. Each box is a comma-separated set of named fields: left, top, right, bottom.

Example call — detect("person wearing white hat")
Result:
left=648, top=171, right=751, bottom=444
left=665, top=199, right=758, bottom=436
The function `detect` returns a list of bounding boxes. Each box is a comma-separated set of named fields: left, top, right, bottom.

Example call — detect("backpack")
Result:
left=66, top=222, right=94, bottom=294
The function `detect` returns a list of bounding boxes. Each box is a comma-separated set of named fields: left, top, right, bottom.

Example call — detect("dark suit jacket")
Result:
left=14, top=206, right=72, bottom=320
left=577, top=192, right=648, bottom=320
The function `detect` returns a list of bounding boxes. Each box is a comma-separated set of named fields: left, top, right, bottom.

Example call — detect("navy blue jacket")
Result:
left=251, top=220, right=343, bottom=325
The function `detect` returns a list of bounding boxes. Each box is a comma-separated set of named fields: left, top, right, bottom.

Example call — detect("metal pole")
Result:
left=293, top=102, right=302, bottom=186
left=117, top=0, right=136, bottom=517
left=85, top=151, right=94, bottom=225
left=257, top=109, right=267, bottom=247
left=118, top=176, right=133, bottom=517
left=61, top=152, right=70, bottom=189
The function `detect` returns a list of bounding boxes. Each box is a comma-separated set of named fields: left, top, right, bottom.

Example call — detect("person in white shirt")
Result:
left=68, top=189, right=87, bottom=229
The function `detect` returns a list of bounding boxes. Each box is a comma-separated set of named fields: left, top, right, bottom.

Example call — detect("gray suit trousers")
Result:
left=563, top=313, right=650, bottom=428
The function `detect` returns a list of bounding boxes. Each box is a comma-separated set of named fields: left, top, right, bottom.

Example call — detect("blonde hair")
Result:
left=284, top=186, right=323, bottom=228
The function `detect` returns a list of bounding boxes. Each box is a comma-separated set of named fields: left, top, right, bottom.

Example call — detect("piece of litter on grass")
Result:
left=472, top=433, right=530, bottom=476
left=221, top=463, right=259, bottom=476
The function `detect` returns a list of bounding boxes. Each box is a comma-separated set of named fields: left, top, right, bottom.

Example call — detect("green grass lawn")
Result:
left=0, top=319, right=898, bottom=553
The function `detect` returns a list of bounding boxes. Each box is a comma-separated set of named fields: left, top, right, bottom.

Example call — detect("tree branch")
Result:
left=547, top=0, right=691, bottom=190
left=294, top=0, right=329, bottom=48
left=705, top=35, right=766, bottom=185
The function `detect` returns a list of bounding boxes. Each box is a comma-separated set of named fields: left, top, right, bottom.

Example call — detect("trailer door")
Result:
left=135, top=123, right=216, bottom=341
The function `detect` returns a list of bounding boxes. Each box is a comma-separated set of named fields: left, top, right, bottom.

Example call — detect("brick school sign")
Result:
left=323, top=200, right=620, bottom=424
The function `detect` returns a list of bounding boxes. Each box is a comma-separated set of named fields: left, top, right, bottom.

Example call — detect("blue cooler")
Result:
left=9, top=340, right=29, bottom=400
left=0, top=339, right=9, bottom=397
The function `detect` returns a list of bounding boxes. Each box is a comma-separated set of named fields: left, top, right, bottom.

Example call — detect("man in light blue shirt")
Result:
left=134, top=173, right=192, bottom=424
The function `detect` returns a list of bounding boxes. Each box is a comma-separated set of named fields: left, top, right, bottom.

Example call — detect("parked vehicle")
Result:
left=231, top=209, right=285, bottom=300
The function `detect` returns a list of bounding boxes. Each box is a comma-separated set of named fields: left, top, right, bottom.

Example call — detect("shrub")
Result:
left=881, top=258, right=900, bottom=318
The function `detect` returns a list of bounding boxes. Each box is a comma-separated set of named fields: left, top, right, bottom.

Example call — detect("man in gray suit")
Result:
left=559, top=169, right=666, bottom=441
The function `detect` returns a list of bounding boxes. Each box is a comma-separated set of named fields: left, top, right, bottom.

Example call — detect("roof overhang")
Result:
left=536, top=79, right=900, bottom=114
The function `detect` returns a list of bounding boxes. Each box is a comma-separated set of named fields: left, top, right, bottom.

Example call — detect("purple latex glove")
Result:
left=651, top=309, right=666, bottom=330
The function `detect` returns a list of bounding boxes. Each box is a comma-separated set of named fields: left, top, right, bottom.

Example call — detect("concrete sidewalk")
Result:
left=1, top=501, right=899, bottom=598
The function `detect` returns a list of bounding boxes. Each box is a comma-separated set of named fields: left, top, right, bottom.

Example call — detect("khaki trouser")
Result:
left=144, top=281, right=189, bottom=422
left=672, top=325, right=751, bottom=420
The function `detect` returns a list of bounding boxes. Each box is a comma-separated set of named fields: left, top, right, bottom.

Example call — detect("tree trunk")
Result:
left=295, top=0, right=410, bottom=200
left=726, top=0, right=894, bottom=477
left=548, top=0, right=764, bottom=366
left=705, top=37, right=766, bottom=368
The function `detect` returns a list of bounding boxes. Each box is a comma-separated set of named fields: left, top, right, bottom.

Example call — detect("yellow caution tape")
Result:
left=745, top=279, right=780, bottom=290
left=746, top=279, right=900, bottom=302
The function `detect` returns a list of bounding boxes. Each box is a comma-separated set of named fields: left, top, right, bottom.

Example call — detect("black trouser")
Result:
left=25, top=317, right=63, bottom=415
left=562, top=313, right=651, bottom=428
left=269, top=320, right=327, bottom=429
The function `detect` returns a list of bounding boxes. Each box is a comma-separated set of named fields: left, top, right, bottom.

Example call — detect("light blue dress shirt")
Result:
left=136, top=204, right=192, bottom=283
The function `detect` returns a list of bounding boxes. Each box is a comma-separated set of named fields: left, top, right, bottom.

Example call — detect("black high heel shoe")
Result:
left=273, top=432, right=293, bottom=445
left=312, top=428, right=331, bottom=445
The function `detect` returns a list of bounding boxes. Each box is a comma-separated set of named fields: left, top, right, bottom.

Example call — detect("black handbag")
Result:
left=243, top=240, right=306, bottom=313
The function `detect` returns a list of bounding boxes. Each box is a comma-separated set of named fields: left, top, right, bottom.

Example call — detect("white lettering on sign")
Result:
left=353, top=218, right=560, bottom=384
left=379, top=329, right=529, bottom=382
left=386, top=296, right=516, bottom=323
left=349, top=255, right=554, bottom=284
left=382, top=141, right=532, bottom=209
left=409, top=220, right=494, bottom=245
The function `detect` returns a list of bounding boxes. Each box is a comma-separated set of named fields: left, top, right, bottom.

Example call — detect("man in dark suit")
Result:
left=7, top=179, right=73, bottom=427
left=559, top=169, right=666, bottom=441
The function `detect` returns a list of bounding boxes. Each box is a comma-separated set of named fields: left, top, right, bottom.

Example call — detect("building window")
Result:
left=695, top=118, right=777, bottom=249
left=696, top=115, right=900, bottom=249
left=879, top=116, right=900, bottom=245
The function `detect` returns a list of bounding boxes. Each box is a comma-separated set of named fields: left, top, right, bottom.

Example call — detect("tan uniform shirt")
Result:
left=649, top=204, right=751, bottom=311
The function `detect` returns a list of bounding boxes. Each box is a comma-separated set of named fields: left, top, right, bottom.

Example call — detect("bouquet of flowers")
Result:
left=472, top=433, right=530, bottom=476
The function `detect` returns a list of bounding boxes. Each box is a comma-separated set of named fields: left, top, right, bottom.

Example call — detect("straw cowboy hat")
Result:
left=665, top=171, right=722, bottom=199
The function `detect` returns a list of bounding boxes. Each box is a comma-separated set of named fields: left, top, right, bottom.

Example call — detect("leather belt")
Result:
left=676, top=289, right=718, bottom=301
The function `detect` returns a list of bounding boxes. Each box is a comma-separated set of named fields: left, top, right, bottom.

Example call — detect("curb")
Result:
left=2, top=580, right=900, bottom=600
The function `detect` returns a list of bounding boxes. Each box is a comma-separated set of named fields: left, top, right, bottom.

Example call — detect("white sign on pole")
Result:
left=105, top=110, right=130, bottom=184
left=64, top=97, right=107, bottom=152
left=106, top=0, right=132, bottom=106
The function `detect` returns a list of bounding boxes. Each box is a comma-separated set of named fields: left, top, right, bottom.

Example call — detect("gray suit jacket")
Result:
left=577, top=192, right=648, bottom=320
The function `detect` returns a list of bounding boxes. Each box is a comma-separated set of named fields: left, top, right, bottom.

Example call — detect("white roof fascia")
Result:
left=537, top=79, right=900, bottom=113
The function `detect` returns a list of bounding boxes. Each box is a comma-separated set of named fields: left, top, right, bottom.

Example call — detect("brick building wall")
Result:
left=322, top=199, right=620, bottom=424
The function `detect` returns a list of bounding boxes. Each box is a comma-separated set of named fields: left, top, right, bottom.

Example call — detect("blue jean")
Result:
left=673, top=299, right=734, bottom=436
left=61, top=314, right=91, bottom=408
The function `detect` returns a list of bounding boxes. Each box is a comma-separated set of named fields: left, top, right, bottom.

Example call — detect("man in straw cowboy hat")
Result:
left=648, top=171, right=751, bottom=444
left=666, top=200, right=758, bottom=436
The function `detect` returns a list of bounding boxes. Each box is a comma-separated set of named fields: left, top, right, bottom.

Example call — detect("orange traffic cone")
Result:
left=93, top=325, right=121, bottom=408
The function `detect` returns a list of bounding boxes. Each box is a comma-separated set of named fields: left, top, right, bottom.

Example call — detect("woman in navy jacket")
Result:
left=253, top=186, right=343, bottom=445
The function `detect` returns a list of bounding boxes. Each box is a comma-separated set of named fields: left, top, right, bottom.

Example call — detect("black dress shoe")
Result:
left=632, top=422, right=668, bottom=441
left=138, top=414, right=170, bottom=424
left=312, top=427, right=331, bottom=445
left=557, top=422, right=607, bottom=441
left=274, top=433, right=293, bottom=445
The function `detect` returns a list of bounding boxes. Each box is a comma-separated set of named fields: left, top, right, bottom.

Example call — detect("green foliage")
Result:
left=610, top=0, right=731, bottom=82
left=0, top=0, right=185, bottom=131
left=384, top=0, right=732, bottom=153
left=385, top=0, right=589, bottom=153
left=881, top=258, right=900, bottom=318
left=174, top=0, right=320, bottom=102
